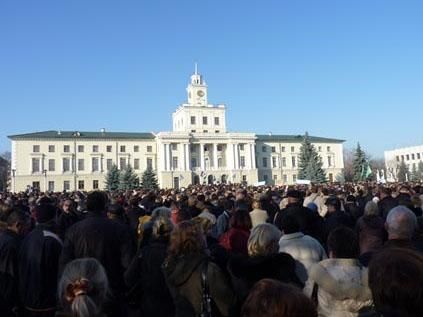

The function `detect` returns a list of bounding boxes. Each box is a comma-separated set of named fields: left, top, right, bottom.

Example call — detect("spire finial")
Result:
left=194, top=62, right=198, bottom=75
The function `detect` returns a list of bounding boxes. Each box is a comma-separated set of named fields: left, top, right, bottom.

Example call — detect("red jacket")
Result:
left=219, top=227, right=250, bottom=255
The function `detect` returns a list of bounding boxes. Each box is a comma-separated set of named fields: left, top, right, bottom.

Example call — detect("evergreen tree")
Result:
left=352, top=143, right=367, bottom=182
left=411, top=163, right=419, bottom=181
left=418, top=161, right=423, bottom=181
left=298, top=132, right=327, bottom=183
left=119, top=165, right=139, bottom=190
left=141, top=168, right=159, bottom=190
left=105, top=164, right=120, bottom=191
left=397, top=161, right=409, bottom=182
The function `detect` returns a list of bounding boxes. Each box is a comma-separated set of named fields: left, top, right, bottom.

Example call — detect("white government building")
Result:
left=384, top=145, right=423, bottom=182
left=8, top=67, right=344, bottom=192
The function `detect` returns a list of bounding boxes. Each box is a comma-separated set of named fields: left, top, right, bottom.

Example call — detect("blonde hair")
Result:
left=247, top=223, right=281, bottom=256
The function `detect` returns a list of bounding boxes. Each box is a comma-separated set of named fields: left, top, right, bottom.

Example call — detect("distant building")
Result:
left=8, top=67, right=344, bottom=192
left=384, top=145, right=423, bottom=181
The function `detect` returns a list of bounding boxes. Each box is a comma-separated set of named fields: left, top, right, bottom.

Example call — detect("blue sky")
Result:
left=1, top=0, right=422, bottom=158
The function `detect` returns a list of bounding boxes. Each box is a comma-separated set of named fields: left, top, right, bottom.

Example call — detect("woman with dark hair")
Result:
left=219, top=209, right=252, bottom=255
left=241, top=279, right=317, bottom=317
left=163, top=220, right=235, bottom=317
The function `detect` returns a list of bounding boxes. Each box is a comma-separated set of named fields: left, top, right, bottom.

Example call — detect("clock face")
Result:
left=197, top=90, right=205, bottom=97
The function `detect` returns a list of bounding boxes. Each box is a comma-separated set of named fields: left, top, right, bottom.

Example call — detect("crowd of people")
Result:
left=0, top=182, right=422, bottom=317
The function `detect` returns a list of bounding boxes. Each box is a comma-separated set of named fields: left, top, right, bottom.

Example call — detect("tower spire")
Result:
left=194, top=62, right=198, bottom=75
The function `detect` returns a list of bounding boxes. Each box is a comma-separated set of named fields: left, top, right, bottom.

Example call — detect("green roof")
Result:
left=8, top=130, right=155, bottom=140
left=256, top=134, right=344, bottom=143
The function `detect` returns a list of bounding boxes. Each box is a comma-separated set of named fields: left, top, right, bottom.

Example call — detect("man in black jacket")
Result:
left=0, top=210, right=28, bottom=316
left=378, top=187, right=398, bottom=220
left=19, top=203, right=62, bottom=317
left=59, top=191, right=135, bottom=316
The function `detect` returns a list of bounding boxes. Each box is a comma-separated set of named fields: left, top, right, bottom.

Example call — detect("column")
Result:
left=213, top=143, right=218, bottom=169
left=235, top=144, right=240, bottom=169
left=168, top=144, right=172, bottom=171
left=200, top=144, right=205, bottom=170
left=227, top=143, right=234, bottom=170
left=163, top=144, right=168, bottom=171
left=250, top=143, right=256, bottom=169
left=185, top=143, right=190, bottom=170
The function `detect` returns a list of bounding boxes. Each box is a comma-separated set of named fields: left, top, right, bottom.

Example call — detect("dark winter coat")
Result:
left=59, top=212, right=135, bottom=296
left=0, top=229, right=22, bottom=315
left=324, top=210, right=354, bottom=239
left=126, top=206, right=145, bottom=233
left=18, top=224, right=63, bottom=311
left=378, top=196, right=398, bottom=220
left=227, top=253, right=303, bottom=307
left=57, top=210, right=79, bottom=240
left=124, top=238, right=174, bottom=317
left=163, top=253, right=235, bottom=317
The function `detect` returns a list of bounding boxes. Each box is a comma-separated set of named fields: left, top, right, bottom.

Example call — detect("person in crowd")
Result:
left=163, top=220, right=235, bottom=317
left=323, top=196, right=354, bottom=239
left=241, top=279, right=317, bottom=317
left=278, top=214, right=327, bottom=296
left=384, top=205, right=419, bottom=251
left=59, top=191, right=135, bottom=316
left=228, top=223, right=302, bottom=312
left=249, top=199, right=268, bottom=228
left=378, top=187, right=398, bottom=220
left=410, top=194, right=423, bottom=217
left=57, top=199, right=80, bottom=240
left=125, top=215, right=175, bottom=317
left=126, top=197, right=145, bottom=234
left=107, top=204, right=129, bottom=226
left=216, top=199, right=234, bottom=238
left=219, top=208, right=252, bottom=255
left=356, top=201, right=386, bottom=266
left=0, top=210, right=29, bottom=316
left=343, top=195, right=362, bottom=221
left=57, top=258, right=109, bottom=317
left=303, top=186, right=324, bottom=215
left=368, top=248, right=423, bottom=317
left=310, top=227, right=373, bottom=317
left=19, top=203, right=63, bottom=317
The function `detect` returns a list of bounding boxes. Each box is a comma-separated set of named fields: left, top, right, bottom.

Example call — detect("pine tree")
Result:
left=411, top=163, right=419, bottom=181
left=418, top=161, right=423, bottom=181
left=105, top=164, right=120, bottom=191
left=298, top=132, right=327, bottom=183
left=119, top=165, right=139, bottom=190
left=141, top=168, right=159, bottom=190
left=397, top=161, right=409, bottom=182
left=352, top=143, right=367, bottom=182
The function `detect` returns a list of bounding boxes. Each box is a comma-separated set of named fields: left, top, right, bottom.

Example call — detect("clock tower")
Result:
left=187, top=63, right=208, bottom=106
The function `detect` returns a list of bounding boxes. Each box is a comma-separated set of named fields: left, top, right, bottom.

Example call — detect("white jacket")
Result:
left=279, top=232, right=327, bottom=296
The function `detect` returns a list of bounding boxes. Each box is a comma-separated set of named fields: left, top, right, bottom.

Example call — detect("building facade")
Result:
left=9, top=68, right=344, bottom=192
left=384, top=145, right=423, bottom=181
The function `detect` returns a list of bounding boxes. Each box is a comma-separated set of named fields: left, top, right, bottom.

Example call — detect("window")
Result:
left=191, top=116, right=196, bottom=124
left=214, top=117, right=219, bottom=125
left=215, top=130, right=220, bottom=133
left=396, top=156, right=400, bottom=162
left=93, top=145, right=99, bottom=153
left=262, top=146, right=267, bottom=152
left=272, top=157, right=277, bottom=168
left=239, top=144, right=244, bottom=151
left=271, top=146, right=276, bottom=153
left=240, top=156, right=245, bottom=168
left=401, top=155, right=404, bottom=161
left=107, top=145, right=112, bottom=152
left=191, top=158, right=197, bottom=168
left=120, top=157, right=126, bottom=169
left=172, top=144, right=178, bottom=151
left=78, top=180, right=84, bottom=190
left=328, top=156, right=332, bottom=167
left=120, top=145, right=126, bottom=153
left=281, top=146, right=286, bottom=152
left=282, top=157, right=286, bottom=167
left=262, top=157, right=268, bottom=168
left=78, top=145, right=84, bottom=152
left=106, top=159, right=113, bottom=171
left=63, top=181, right=70, bottom=191
left=48, top=181, right=54, bottom=192
left=291, top=146, right=295, bottom=153
left=92, top=158, right=99, bottom=172
left=191, top=130, right=196, bottom=133
left=293, top=174, right=297, bottom=183
left=218, top=157, right=223, bottom=168
left=292, top=156, right=296, bottom=168
left=263, top=174, right=268, bottom=182
left=32, top=158, right=40, bottom=173
left=273, top=175, right=278, bottom=180
left=217, top=144, right=223, bottom=151
left=48, top=159, right=55, bottom=172
left=63, top=158, right=70, bottom=172
left=203, top=130, right=208, bottom=133
left=202, top=116, right=208, bottom=125
left=406, top=154, right=410, bottom=161
left=242, top=175, right=247, bottom=182
left=93, top=180, right=99, bottom=190
left=283, top=174, right=287, bottom=183
left=64, top=145, right=70, bottom=153
left=134, top=159, right=140, bottom=170
left=78, top=159, right=84, bottom=171
left=318, top=146, right=322, bottom=152
left=32, top=181, right=40, bottom=190
left=147, top=158, right=153, bottom=170
left=327, top=146, right=331, bottom=152
left=33, top=145, right=40, bottom=153
left=147, top=145, right=152, bottom=153
left=418, top=153, right=421, bottom=160
left=48, top=145, right=55, bottom=152
left=412, top=153, right=415, bottom=160
left=134, top=145, right=139, bottom=152
left=172, top=157, right=178, bottom=169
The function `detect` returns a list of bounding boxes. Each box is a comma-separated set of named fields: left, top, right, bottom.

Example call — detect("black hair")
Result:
left=327, top=226, right=359, bottom=258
